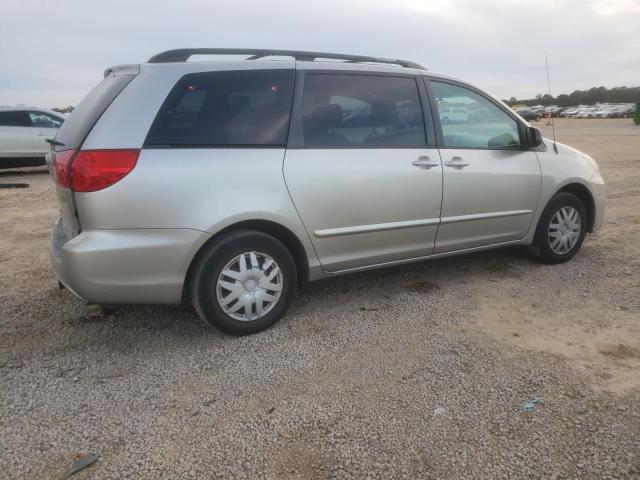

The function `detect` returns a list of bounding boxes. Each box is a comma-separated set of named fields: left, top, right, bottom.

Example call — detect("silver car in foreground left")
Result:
left=48, top=49, right=606, bottom=334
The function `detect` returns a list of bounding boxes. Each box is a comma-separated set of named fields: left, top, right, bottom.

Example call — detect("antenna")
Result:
left=545, top=50, right=558, bottom=153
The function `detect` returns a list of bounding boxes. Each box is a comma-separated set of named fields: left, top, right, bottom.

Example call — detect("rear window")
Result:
left=54, top=74, right=136, bottom=151
left=144, top=69, right=294, bottom=147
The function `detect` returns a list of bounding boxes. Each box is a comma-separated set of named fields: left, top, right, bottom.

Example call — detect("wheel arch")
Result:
left=556, top=182, right=596, bottom=232
left=182, top=219, right=310, bottom=303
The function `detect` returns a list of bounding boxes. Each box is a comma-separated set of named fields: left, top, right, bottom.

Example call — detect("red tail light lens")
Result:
left=52, top=149, right=140, bottom=192
left=71, top=149, right=139, bottom=192
left=52, top=150, right=76, bottom=189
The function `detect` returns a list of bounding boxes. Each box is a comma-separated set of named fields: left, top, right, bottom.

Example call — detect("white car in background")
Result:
left=594, top=109, right=616, bottom=118
left=0, top=106, right=65, bottom=168
left=438, top=105, right=469, bottom=124
left=560, top=107, right=581, bottom=118
left=574, top=109, right=597, bottom=118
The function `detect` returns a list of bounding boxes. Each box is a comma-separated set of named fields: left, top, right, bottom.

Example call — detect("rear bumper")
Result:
left=50, top=218, right=209, bottom=305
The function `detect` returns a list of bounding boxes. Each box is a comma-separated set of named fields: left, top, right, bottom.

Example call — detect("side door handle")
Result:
left=411, top=156, right=440, bottom=170
left=444, top=156, right=469, bottom=169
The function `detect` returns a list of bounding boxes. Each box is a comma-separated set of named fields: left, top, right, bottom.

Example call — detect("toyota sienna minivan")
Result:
left=48, top=48, right=606, bottom=334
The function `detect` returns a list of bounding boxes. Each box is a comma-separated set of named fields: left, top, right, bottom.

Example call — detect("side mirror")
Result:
left=526, top=126, right=543, bottom=148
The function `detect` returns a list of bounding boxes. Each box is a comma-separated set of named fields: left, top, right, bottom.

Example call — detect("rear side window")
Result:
left=54, top=74, right=136, bottom=151
left=145, top=69, right=295, bottom=147
left=300, top=74, right=427, bottom=147
left=0, top=111, right=30, bottom=127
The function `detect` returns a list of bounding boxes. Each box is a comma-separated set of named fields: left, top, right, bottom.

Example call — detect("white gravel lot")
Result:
left=1, top=118, right=639, bottom=479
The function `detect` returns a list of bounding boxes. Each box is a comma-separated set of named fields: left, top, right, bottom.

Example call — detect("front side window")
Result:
left=145, top=69, right=294, bottom=146
left=0, top=111, right=30, bottom=127
left=301, top=74, right=427, bottom=147
left=430, top=81, right=521, bottom=149
left=29, top=112, right=64, bottom=128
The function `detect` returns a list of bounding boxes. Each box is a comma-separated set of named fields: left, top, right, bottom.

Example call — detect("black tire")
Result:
left=532, top=192, right=588, bottom=264
left=190, top=230, right=297, bottom=335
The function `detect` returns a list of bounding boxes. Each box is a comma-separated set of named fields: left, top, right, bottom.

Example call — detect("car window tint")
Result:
left=29, top=112, right=63, bottom=128
left=0, top=111, right=30, bottom=127
left=431, top=81, right=521, bottom=149
left=145, top=69, right=294, bottom=146
left=301, top=74, right=427, bottom=147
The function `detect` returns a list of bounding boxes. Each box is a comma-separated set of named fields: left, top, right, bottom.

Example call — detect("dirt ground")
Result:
left=474, top=118, right=640, bottom=394
left=1, top=118, right=639, bottom=479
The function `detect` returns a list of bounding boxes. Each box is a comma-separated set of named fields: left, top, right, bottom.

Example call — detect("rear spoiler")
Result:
left=103, top=64, right=140, bottom=78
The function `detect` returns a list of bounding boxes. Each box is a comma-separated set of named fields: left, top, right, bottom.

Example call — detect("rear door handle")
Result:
left=411, top=156, right=440, bottom=170
left=444, top=156, right=469, bottom=169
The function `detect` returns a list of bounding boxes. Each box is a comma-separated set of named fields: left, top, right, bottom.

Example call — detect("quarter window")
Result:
left=430, top=81, right=521, bottom=149
left=145, top=69, right=294, bottom=147
left=300, top=74, right=427, bottom=147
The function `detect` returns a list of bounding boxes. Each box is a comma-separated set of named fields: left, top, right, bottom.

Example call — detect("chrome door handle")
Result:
left=411, top=156, right=440, bottom=170
left=444, top=156, right=469, bottom=169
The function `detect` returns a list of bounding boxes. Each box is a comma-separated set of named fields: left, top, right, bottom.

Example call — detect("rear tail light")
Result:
left=51, top=150, right=75, bottom=189
left=52, top=149, right=140, bottom=192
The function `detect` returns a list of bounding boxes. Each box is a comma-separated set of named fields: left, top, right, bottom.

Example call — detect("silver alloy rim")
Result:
left=548, top=206, right=581, bottom=255
left=216, top=251, right=282, bottom=321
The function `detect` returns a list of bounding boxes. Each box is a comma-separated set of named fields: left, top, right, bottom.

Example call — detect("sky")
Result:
left=1, top=0, right=639, bottom=108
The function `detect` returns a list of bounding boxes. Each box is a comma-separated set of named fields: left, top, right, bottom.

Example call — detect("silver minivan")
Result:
left=49, top=49, right=606, bottom=334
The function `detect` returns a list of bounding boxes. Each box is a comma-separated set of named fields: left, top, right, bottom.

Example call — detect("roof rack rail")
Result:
left=147, top=48, right=426, bottom=70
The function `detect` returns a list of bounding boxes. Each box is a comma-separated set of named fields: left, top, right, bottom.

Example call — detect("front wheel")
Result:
left=531, top=192, right=587, bottom=264
left=190, top=230, right=297, bottom=334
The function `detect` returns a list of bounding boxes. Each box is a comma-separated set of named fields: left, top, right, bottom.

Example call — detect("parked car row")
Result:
left=516, top=103, right=636, bottom=119
left=0, top=106, right=66, bottom=168
left=558, top=104, right=636, bottom=118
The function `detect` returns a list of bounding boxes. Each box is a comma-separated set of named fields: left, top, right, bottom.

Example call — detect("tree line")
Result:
left=504, top=85, right=640, bottom=107
left=52, top=106, right=75, bottom=114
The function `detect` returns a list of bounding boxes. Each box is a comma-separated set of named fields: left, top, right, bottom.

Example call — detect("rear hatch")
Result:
left=48, top=66, right=139, bottom=239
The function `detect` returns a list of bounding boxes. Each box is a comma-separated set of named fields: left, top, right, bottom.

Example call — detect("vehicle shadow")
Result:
left=56, top=245, right=534, bottom=355
left=296, top=245, right=530, bottom=298
left=0, top=167, right=49, bottom=177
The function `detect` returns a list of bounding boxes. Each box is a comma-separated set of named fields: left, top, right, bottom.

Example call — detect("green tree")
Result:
left=634, top=100, right=640, bottom=125
left=556, top=94, right=570, bottom=107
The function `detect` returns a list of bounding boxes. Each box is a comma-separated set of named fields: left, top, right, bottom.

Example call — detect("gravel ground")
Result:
left=1, top=118, right=639, bottom=479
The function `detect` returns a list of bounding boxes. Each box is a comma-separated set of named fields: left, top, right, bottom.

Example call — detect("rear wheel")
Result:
left=532, top=192, right=587, bottom=264
left=190, top=230, right=296, bottom=334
